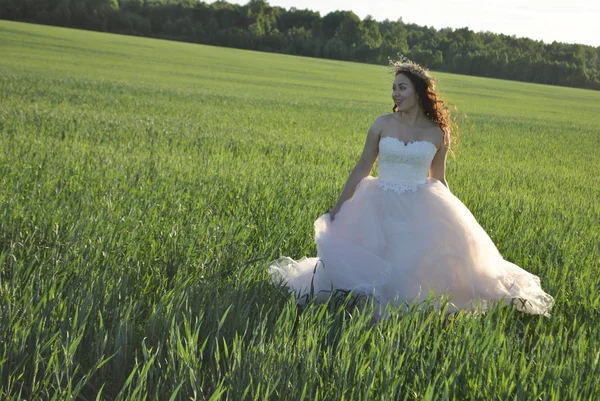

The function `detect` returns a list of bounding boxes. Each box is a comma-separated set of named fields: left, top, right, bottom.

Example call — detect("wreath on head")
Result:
left=388, top=56, right=436, bottom=88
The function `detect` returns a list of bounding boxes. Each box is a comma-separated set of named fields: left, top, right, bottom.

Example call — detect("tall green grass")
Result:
left=1, top=21, right=599, bottom=399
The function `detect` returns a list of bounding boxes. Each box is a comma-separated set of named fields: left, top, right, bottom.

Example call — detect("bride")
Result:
left=269, top=60, right=554, bottom=318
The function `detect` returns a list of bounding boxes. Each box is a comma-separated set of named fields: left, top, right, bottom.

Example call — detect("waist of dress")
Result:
left=376, top=177, right=428, bottom=193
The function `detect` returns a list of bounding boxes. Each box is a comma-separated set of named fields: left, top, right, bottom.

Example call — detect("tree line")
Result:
left=2, top=0, right=599, bottom=90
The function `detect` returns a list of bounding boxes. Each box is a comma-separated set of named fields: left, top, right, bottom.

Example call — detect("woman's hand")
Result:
left=329, top=204, right=342, bottom=222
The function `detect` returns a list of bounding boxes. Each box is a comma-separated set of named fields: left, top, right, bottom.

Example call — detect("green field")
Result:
left=1, top=20, right=599, bottom=400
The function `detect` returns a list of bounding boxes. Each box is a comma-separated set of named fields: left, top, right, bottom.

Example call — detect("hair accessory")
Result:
left=388, top=55, right=435, bottom=87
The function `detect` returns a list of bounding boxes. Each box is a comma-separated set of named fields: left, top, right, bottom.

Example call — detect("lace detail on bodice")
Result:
left=377, top=137, right=438, bottom=194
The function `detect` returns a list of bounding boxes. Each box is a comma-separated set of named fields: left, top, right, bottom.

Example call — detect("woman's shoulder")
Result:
left=366, top=113, right=389, bottom=131
left=371, top=113, right=396, bottom=128
left=424, top=124, right=448, bottom=149
left=419, top=118, right=441, bottom=130
left=375, top=113, right=396, bottom=122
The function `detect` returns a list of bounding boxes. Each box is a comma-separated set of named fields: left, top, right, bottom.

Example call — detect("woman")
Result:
left=269, top=60, right=554, bottom=318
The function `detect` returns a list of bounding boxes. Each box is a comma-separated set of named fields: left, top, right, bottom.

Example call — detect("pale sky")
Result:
left=227, top=0, right=600, bottom=47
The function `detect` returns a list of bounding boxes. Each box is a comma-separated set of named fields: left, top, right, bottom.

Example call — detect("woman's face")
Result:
left=392, top=73, right=419, bottom=112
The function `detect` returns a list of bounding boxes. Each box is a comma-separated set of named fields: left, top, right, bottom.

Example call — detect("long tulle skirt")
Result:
left=269, top=176, right=554, bottom=317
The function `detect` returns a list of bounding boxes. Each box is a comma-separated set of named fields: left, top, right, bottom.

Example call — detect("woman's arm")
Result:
left=330, top=117, right=383, bottom=220
left=429, top=141, right=449, bottom=190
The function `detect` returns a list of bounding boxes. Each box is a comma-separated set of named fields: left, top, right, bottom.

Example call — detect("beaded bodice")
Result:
left=377, top=137, right=438, bottom=193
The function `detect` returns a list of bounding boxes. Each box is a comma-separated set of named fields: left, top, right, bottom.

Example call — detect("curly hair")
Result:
left=390, top=60, right=456, bottom=148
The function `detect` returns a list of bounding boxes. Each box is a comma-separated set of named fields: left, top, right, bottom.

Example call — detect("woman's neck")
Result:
left=397, top=108, right=429, bottom=126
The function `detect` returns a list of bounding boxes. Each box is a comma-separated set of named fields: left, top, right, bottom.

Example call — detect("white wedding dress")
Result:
left=269, top=136, right=554, bottom=317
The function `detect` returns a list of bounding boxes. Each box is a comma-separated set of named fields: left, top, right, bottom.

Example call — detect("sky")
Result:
left=227, top=0, right=600, bottom=47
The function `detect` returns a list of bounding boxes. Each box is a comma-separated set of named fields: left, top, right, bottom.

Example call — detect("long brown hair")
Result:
left=391, top=61, right=456, bottom=148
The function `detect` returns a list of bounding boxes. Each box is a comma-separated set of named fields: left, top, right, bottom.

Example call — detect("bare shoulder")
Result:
left=372, top=113, right=396, bottom=133
left=368, top=114, right=391, bottom=137
left=425, top=123, right=446, bottom=149
left=424, top=119, right=442, bottom=131
left=373, top=113, right=393, bottom=127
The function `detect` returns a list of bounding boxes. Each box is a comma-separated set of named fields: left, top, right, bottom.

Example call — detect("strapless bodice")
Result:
left=377, top=137, right=438, bottom=193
